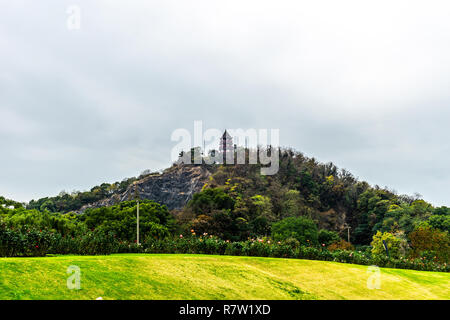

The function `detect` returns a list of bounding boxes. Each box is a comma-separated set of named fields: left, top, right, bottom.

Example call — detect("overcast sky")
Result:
left=1, top=0, right=449, bottom=206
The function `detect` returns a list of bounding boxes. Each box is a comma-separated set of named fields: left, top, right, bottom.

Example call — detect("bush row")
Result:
left=0, top=224, right=117, bottom=256
left=117, top=236, right=449, bottom=272
left=1, top=225, right=448, bottom=272
left=49, top=231, right=118, bottom=255
left=0, top=226, right=53, bottom=257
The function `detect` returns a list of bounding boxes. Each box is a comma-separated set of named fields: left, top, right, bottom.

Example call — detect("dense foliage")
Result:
left=117, top=235, right=449, bottom=272
left=26, top=177, right=138, bottom=213
left=1, top=223, right=447, bottom=272
left=0, top=199, right=173, bottom=256
left=1, top=148, right=449, bottom=271
left=271, top=217, right=319, bottom=245
left=0, top=224, right=118, bottom=256
left=79, top=200, right=176, bottom=241
left=409, top=225, right=449, bottom=262
left=371, top=231, right=405, bottom=259
left=177, top=149, right=450, bottom=251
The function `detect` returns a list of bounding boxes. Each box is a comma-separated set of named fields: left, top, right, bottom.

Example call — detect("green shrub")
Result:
left=100, top=234, right=449, bottom=272
left=0, top=224, right=22, bottom=257
left=283, top=237, right=300, bottom=249
left=370, top=231, right=402, bottom=259
left=1, top=222, right=448, bottom=272
left=22, top=229, right=54, bottom=257
left=318, top=229, right=341, bottom=246
left=271, top=217, right=319, bottom=245
left=80, top=200, right=175, bottom=242
left=49, top=229, right=119, bottom=255
left=0, top=224, right=55, bottom=257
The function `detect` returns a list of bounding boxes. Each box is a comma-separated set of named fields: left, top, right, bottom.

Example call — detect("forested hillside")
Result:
left=176, top=148, right=449, bottom=245
left=26, top=177, right=139, bottom=213
left=1, top=147, right=449, bottom=266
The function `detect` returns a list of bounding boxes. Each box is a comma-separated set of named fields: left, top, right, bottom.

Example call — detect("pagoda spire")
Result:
left=220, top=130, right=233, bottom=164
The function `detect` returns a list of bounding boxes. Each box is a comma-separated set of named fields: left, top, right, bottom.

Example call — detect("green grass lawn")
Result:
left=0, top=254, right=448, bottom=300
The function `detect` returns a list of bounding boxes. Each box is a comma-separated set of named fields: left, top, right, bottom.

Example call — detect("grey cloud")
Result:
left=0, top=0, right=449, bottom=206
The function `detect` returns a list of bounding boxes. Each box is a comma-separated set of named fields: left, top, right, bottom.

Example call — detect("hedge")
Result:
left=1, top=225, right=448, bottom=272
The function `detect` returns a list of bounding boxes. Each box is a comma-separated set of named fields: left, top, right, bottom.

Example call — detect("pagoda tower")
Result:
left=220, top=130, right=233, bottom=163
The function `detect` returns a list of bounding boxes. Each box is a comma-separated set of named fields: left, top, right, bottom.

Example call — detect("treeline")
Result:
left=0, top=196, right=23, bottom=209
left=0, top=195, right=448, bottom=270
left=1, top=200, right=173, bottom=241
left=0, top=199, right=175, bottom=257
left=26, top=177, right=138, bottom=213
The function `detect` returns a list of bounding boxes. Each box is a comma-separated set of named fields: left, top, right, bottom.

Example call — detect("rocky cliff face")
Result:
left=79, top=165, right=211, bottom=212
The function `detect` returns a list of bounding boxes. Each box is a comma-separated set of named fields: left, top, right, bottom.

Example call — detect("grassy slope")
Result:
left=0, top=254, right=448, bottom=300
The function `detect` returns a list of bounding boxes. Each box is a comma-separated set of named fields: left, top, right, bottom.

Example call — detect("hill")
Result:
left=19, top=148, right=450, bottom=246
left=0, top=254, right=448, bottom=300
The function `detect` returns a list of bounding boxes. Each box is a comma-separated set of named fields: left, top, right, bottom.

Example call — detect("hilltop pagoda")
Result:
left=219, top=130, right=233, bottom=164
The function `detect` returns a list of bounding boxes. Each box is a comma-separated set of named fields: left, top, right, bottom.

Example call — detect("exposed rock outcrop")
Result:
left=79, top=165, right=211, bottom=212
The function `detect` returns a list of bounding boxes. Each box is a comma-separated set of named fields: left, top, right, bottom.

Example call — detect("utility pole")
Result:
left=137, top=199, right=140, bottom=245
left=133, top=185, right=141, bottom=246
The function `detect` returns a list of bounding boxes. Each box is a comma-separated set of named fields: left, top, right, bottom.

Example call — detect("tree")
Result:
left=427, top=207, right=450, bottom=232
left=409, top=225, right=449, bottom=262
left=271, top=217, right=319, bottom=245
left=188, top=188, right=235, bottom=214
left=370, top=231, right=403, bottom=259
left=318, top=229, right=341, bottom=246
left=280, top=190, right=303, bottom=218
left=354, top=190, right=395, bottom=244
left=427, top=215, right=450, bottom=233
left=80, top=200, right=175, bottom=241
left=2, top=208, right=84, bottom=236
left=410, top=200, right=433, bottom=219
left=433, top=206, right=450, bottom=216
left=250, top=195, right=274, bottom=222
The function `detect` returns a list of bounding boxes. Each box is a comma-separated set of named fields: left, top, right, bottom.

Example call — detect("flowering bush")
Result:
left=0, top=224, right=119, bottom=257
left=0, top=224, right=22, bottom=257
left=22, top=229, right=54, bottom=256
left=0, top=224, right=54, bottom=257
left=50, top=230, right=119, bottom=255
left=328, top=239, right=354, bottom=252
left=114, top=234, right=449, bottom=272
left=0, top=224, right=448, bottom=272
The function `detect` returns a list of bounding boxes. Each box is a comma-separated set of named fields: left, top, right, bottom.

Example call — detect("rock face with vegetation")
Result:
left=79, top=165, right=211, bottom=212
